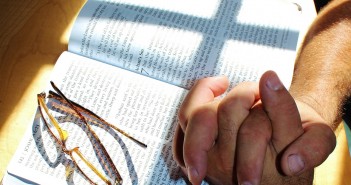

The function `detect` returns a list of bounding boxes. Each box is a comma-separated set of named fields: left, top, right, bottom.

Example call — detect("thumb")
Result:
left=259, top=70, right=304, bottom=152
left=260, top=71, right=336, bottom=176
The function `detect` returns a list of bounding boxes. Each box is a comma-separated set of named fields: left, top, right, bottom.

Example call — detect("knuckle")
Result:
left=239, top=109, right=272, bottom=141
left=189, top=106, right=216, bottom=127
left=217, top=96, right=246, bottom=126
left=218, top=95, right=241, bottom=115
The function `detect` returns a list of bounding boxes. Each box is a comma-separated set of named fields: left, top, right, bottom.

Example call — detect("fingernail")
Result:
left=187, top=166, right=199, bottom=183
left=288, top=154, right=305, bottom=174
left=266, top=73, right=283, bottom=91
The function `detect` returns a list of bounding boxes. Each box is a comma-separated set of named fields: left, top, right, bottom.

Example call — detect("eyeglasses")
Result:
left=37, top=81, right=147, bottom=185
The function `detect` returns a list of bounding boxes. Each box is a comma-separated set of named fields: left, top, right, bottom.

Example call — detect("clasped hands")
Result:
left=173, top=71, right=336, bottom=185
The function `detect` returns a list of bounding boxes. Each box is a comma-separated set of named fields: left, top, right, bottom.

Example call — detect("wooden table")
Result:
left=0, top=0, right=87, bottom=179
left=0, top=0, right=350, bottom=184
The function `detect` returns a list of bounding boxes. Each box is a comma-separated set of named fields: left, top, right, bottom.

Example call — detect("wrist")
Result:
left=290, top=91, right=342, bottom=130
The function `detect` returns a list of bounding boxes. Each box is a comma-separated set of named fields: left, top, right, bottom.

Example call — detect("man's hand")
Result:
left=173, top=71, right=336, bottom=185
left=236, top=71, right=336, bottom=184
left=173, top=75, right=259, bottom=184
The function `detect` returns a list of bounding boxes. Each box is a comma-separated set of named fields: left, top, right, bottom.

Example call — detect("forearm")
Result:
left=290, top=0, right=351, bottom=129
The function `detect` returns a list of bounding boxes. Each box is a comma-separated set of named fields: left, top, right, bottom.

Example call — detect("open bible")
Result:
left=3, top=0, right=311, bottom=184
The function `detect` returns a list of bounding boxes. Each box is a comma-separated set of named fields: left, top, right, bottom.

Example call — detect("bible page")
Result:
left=6, top=52, right=193, bottom=185
left=68, top=0, right=303, bottom=90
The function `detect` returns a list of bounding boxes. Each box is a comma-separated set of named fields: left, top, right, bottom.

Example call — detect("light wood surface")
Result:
left=0, top=0, right=87, bottom=179
left=0, top=0, right=350, bottom=184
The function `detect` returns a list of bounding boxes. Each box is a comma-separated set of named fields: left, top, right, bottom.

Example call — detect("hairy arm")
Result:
left=237, top=0, right=351, bottom=181
left=291, top=0, right=351, bottom=129
left=173, top=1, right=351, bottom=184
